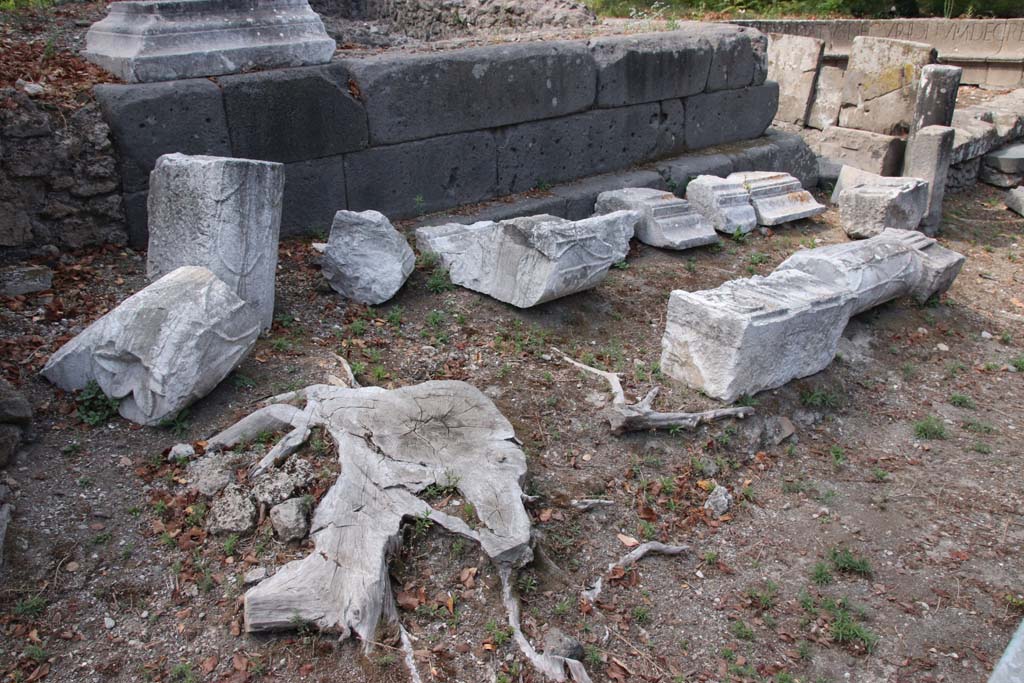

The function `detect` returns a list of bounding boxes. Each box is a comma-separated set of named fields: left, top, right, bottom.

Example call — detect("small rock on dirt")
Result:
left=703, top=484, right=733, bottom=519
left=206, top=484, right=256, bottom=536
left=251, top=458, right=314, bottom=506
left=270, top=497, right=310, bottom=543
left=167, top=443, right=195, bottom=462
left=244, top=567, right=268, bottom=585
left=186, top=455, right=232, bottom=497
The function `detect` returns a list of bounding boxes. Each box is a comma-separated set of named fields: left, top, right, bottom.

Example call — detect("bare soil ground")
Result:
left=1, top=180, right=1022, bottom=683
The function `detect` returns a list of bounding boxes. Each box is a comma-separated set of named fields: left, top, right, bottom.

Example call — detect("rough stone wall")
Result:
left=361, top=0, right=597, bottom=40
left=0, top=88, right=126, bottom=258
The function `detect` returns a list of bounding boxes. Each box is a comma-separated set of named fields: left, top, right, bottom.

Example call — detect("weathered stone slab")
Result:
left=979, top=164, right=1023, bottom=189
left=415, top=211, right=639, bottom=308
left=658, top=154, right=734, bottom=195
left=343, top=42, right=596, bottom=145
left=911, top=64, right=961, bottom=135
left=42, top=266, right=260, bottom=426
left=838, top=36, right=936, bottom=135
left=661, top=228, right=964, bottom=401
left=767, top=33, right=823, bottom=127
left=684, top=82, right=779, bottom=150
left=588, top=28, right=712, bottom=107
left=950, top=115, right=998, bottom=164
left=321, top=210, right=415, bottom=305
left=595, top=187, right=718, bottom=250
left=903, top=125, right=955, bottom=235
left=1006, top=187, right=1024, bottom=216
left=146, top=154, right=285, bottom=331
left=0, top=264, right=52, bottom=297
left=686, top=175, right=757, bottom=235
left=829, top=165, right=883, bottom=204
left=807, top=65, right=844, bottom=130
left=345, top=131, right=496, bottom=219
left=554, top=169, right=667, bottom=220
left=814, top=126, right=905, bottom=176
left=984, top=143, right=1024, bottom=174
left=838, top=177, right=928, bottom=238
left=727, top=171, right=825, bottom=225
left=496, top=104, right=664, bottom=196
left=779, top=228, right=965, bottom=313
left=661, top=269, right=853, bottom=403
left=83, top=0, right=335, bottom=83
left=220, top=63, right=368, bottom=163
left=94, top=79, right=231, bottom=194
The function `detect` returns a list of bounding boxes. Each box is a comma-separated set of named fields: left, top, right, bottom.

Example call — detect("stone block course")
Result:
left=94, top=79, right=231, bottom=193
left=496, top=104, right=664, bottom=195
left=588, top=29, right=712, bottom=107
left=345, top=131, right=496, bottom=219
left=344, top=42, right=596, bottom=145
left=220, top=64, right=368, bottom=163
left=684, top=82, right=778, bottom=150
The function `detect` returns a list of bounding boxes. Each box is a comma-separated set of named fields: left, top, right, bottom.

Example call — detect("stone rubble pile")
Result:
left=660, top=229, right=965, bottom=402
left=837, top=176, right=928, bottom=238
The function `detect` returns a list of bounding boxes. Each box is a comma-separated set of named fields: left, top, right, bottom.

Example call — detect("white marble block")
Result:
left=147, top=153, right=285, bottom=331
left=321, top=210, right=415, bottom=305
left=415, top=211, right=639, bottom=308
left=727, top=171, right=826, bottom=226
left=42, top=267, right=261, bottom=426
left=685, top=175, right=757, bottom=235
left=594, top=187, right=718, bottom=250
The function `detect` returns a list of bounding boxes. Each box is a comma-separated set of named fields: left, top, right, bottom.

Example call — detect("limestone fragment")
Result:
left=814, top=126, right=905, bottom=176
left=685, top=175, right=756, bottom=235
left=980, top=143, right=1024, bottom=188
left=660, top=230, right=964, bottom=402
left=0, top=265, right=52, bottom=297
left=837, top=177, right=928, bottom=238
left=903, top=125, right=955, bottom=235
left=415, top=211, right=638, bottom=308
left=767, top=33, right=823, bottom=127
left=207, top=484, right=257, bottom=536
left=321, top=210, right=415, bottom=305
left=42, top=266, right=260, bottom=426
left=703, top=484, right=732, bottom=518
left=807, top=65, right=844, bottom=130
left=727, top=171, right=825, bottom=226
left=910, top=64, right=961, bottom=134
left=594, top=187, right=717, bottom=250
left=147, top=153, right=284, bottom=331
left=270, top=497, right=310, bottom=543
left=838, top=37, right=936, bottom=136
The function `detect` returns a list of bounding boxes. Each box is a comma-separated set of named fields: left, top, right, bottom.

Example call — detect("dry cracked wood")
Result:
left=209, top=379, right=592, bottom=681
left=552, top=347, right=753, bottom=433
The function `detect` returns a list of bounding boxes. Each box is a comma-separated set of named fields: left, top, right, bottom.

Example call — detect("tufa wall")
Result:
left=94, top=24, right=778, bottom=248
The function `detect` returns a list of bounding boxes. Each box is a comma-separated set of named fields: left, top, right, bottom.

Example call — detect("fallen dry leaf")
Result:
left=616, top=533, right=640, bottom=548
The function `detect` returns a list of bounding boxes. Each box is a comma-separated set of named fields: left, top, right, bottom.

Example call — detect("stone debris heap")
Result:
left=42, top=266, right=261, bottom=426
left=147, top=153, right=285, bottom=331
left=320, top=210, right=415, bottom=305
left=685, top=175, right=758, bottom=235
left=727, top=171, right=826, bottom=226
left=594, top=187, right=718, bottom=250
left=416, top=211, right=638, bottom=308
left=660, top=229, right=965, bottom=402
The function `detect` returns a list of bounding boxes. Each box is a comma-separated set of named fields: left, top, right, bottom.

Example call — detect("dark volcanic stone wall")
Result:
left=94, top=25, right=778, bottom=247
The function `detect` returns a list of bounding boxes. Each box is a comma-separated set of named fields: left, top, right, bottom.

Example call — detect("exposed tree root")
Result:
left=582, top=542, right=690, bottom=605
left=552, top=347, right=753, bottom=434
